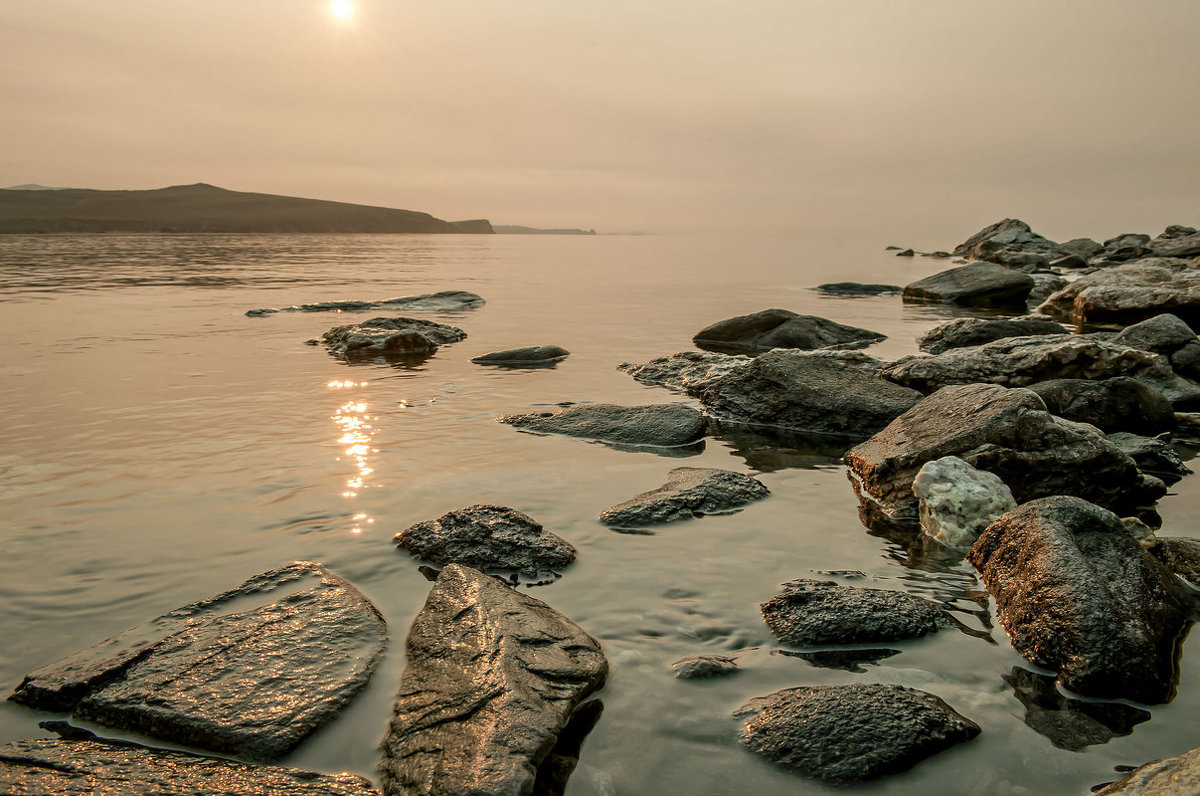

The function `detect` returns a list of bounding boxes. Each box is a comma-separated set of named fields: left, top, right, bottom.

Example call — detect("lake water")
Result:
left=1, top=232, right=1197, bottom=795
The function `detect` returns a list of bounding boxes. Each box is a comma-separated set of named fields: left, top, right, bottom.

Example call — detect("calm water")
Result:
left=1, top=233, right=1197, bottom=795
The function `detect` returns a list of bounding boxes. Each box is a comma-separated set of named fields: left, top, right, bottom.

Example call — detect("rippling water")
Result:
left=1, top=232, right=1197, bottom=795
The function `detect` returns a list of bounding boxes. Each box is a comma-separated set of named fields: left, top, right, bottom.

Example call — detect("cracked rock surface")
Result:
left=599, top=467, right=769, bottom=529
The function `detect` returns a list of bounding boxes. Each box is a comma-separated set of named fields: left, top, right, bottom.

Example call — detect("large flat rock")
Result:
left=8, top=562, right=387, bottom=762
left=247, top=289, right=485, bottom=316
left=760, top=579, right=947, bottom=646
left=902, top=261, right=1035, bottom=307
left=692, top=308, right=886, bottom=354
left=599, top=466, right=769, bottom=529
left=498, top=403, right=707, bottom=449
left=1037, top=257, right=1200, bottom=328
left=321, top=316, right=467, bottom=360
left=380, top=564, right=607, bottom=796
left=916, top=315, right=1068, bottom=354
left=0, top=738, right=379, bottom=795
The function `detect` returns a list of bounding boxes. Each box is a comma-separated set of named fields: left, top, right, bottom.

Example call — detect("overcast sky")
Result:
left=3, top=1, right=1198, bottom=237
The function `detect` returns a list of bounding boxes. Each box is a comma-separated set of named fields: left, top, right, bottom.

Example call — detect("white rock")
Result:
left=912, top=456, right=1017, bottom=548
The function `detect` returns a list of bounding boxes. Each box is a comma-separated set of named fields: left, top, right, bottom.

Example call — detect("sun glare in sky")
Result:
left=330, top=0, right=354, bottom=21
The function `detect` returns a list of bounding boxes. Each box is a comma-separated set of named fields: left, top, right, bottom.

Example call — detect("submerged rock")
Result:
left=1094, top=745, right=1200, bottom=795
left=395, top=504, right=576, bottom=580
left=246, top=289, right=485, bottom=317
left=968, top=496, right=1192, bottom=703
left=916, top=315, right=1068, bottom=355
left=379, top=564, right=607, bottom=796
left=912, top=456, right=1017, bottom=548
left=844, top=384, right=1163, bottom=532
left=471, top=345, right=570, bottom=366
left=902, top=262, right=1035, bottom=307
left=598, top=467, right=769, bottom=529
left=692, top=308, right=886, bottom=354
left=321, top=316, right=467, bottom=360
left=760, top=579, right=947, bottom=647
left=1037, top=257, right=1200, bottom=329
left=671, top=654, right=740, bottom=680
left=692, top=349, right=923, bottom=437
left=1026, top=376, right=1176, bottom=435
left=814, top=282, right=902, bottom=296
left=0, top=738, right=380, bottom=796
left=618, top=350, right=751, bottom=393
left=8, top=562, right=386, bottom=762
left=736, top=684, right=980, bottom=784
left=498, top=403, right=707, bottom=449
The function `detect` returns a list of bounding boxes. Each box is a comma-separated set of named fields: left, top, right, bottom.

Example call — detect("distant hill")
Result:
left=494, top=225, right=596, bottom=235
left=0, top=183, right=494, bottom=234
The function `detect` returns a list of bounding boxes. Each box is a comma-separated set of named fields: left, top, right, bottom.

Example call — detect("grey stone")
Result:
left=813, top=282, right=902, bottom=296
left=902, top=262, right=1035, bottom=307
left=0, top=739, right=379, bottom=796
left=968, top=496, right=1192, bottom=703
left=1026, top=377, right=1176, bottom=435
left=1090, top=233, right=1151, bottom=266
left=1147, top=225, right=1200, bottom=259
left=1048, top=253, right=1089, bottom=270
left=736, top=684, right=980, bottom=784
left=896, top=248, right=915, bottom=256
left=1058, top=237, right=1104, bottom=260
left=1094, top=745, right=1200, bottom=795
left=618, top=351, right=751, bottom=393
left=1107, top=432, right=1192, bottom=485
left=1153, top=536, right=1200, bottom=589
left=471, top=345, right=570, bottom=366
left=913, top=456, right=1016, bottom=548
left=1171, top=341, right=1200, bottom=380
left=379, top=564, right=607, bottom=796
left=246, top=290, right=485, bottom=317
left=1112, top=313, right=1198, bottom=354
left=1037, top=257, right=1200, bottom=328
left=321, top=316, right=466, bottom=360
left=844, top=384, right=1163, bottom=531
left=760, top=579, right=947, bottom=646
left=598, top=467, right=769, bottom=529
left=498, top=403, right=707, bottom=449
left=692, top=308, right=886, bottom=354
left=671, top=655, right=740, bottom=680
left=1028, top=272, right=1070, bottom=305
left=952, top=218, right=1063, bottom=265
left=692, top=349, right=923, bottom=437
left=916, top=315, right=1068, bottom=354
left=395, top=504, right=577, bottom=580
left=8, top=562, right=387, bottom=762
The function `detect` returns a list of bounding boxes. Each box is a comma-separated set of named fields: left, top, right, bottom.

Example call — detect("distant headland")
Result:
left=0, top=183, right=494, bottom=234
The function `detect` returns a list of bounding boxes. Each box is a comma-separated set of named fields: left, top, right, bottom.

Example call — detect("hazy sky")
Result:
left=3, top=1, right=1199, bottom=238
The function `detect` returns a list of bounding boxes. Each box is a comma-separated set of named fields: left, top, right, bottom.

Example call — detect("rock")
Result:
left=1152, top=536, right=1200, bottom=589
left=902, top=262, right=1035, bottom=307
left=844, top=384, right=1164, bottom=532
left=598, top=467, right=769, bottom=529
left=1147, top=225, right=1200, bottom=259
left=671, top=654, right=740, bottom=680
left=912, top=456, right=1016, bottom=548
left=8, top=562, right=386, bottom=761
left=1090, top=233, right=1151, bottom=266
left=1171, top=341, right=1200, bottom=380
left=1028, top=272, right=1069, bottom=305
left=736, top=684, right=980, bottom=784
left=760, top=579, right=947, bottom=646
left=1107, top=432, right=1192, bottom=485
left=1112, top=313, right=1198, bottom=355
left=692, top=308, right=886, bottom=354
left=1048, top=253, right=1089, bottom=270
left=916, top=315, right=1068, bottom=354
left=618, top=350, right=751, bottom=393
left=1094, top=745, right=1200, bottom=795
left=813, top=282, right=902, bottom=296
left=470, top=345, right=570, bottom=366
left=1037, top=257, right=1200, bottom=329
left=880, top=334, right=1200, bottom=409
left=246, top=290, right=485, bottom=317
left=967, top=496, right=1192, bottom=703
left=952, top=218, right=1063, bottom=266
left=928, top=251, right=952, bottom=258
left=321, top=316, right=467, bottom=360
left=1058, top=237, right=1104, bottom=260
left=1003, top=667, right=1150, bottom=752
left=896, top=248, right=915, bottom=256
left=1026, top=377, right=1175, bottom=435
left=498, top=403, right=707, bottom=449
left=0, top=739, right=380, bottom=796
left=379, top=564, right=607, bottom=796
left=395, top=505, right=577, bottom=580
left=692, top=349, right=924, bottom=437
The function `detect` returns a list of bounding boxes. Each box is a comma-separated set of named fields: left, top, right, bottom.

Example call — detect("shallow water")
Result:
left=1, top=232, right=1197, bottom=795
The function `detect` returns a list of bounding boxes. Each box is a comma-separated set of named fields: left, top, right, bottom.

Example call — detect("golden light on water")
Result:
left=329, top=380, right=378, bottom=534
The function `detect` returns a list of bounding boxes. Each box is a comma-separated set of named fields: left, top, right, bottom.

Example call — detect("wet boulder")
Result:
left=321, top=316, right=467, bottom=360
left=0, top=738, right=380, bottom=796
left=470, top=345, right=570, bottom=366
left=1107, top=432, right=1192, bottom=485
left=916, top=315, right=1068, bottom=354
left=692, top=308, right=886, bottom=354
left=618, top=351, right=751, bottom=393
left=1094, top=745, right=1200, bottom=795
left=379, top=564, right=607, bottom=796
left=671, top=654, right=740, bottom=680
left=498, top=403, right=707, bottom=450
left=902, top=261, right=1035, bottom=307
left=813, top=282, right=901, bottom=296
left=395, top=504, right=576, bottom=580
left=967, top=496, right=1192, bottom=703
left=599, top=467, right=768, bottom=530
left=736, top=684, right=980, bottom=784
left=692, top=349, right=923, bottom=437
left=246, top=289, right=485, bottom=317
left=1037, top=257, right=1200, bottom=329
left=844, top=384, right=1164, bottom=532
left=1152, top=536, right=1200, bottom=589
left=760, top=578, right=947, bottom=646
left=8, top=562, right=387, bottom=762
left=912, top=456, right=1016, bottom=549
left=1026, top=377, right=1175, bottom=435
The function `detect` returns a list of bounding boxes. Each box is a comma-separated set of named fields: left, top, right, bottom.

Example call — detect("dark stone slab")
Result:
left=917, top=315, right=1068, bottom=354
left=1112, top=312, right=1198, bottom=355
left=692, top=308, right=886, bottom=354
left=598, top=467, right=769, bottom=529
left=952, top=218, right=1063, bottom=266
left=760, top=579, right=947, bottom=646
left=498, top=403, right=707, bottom=449
left=736, top=684, right=980, bottom=784
left=1153, top=536, right=1200, bottom=589
left=1037, top=257, right=1200, bottom=329
left=8, top=562, right=386, bottom=762
left=379, top=564, right=607, bottom=796
left=1107, top=432, right=1193, bottom=485
left=0, top=738, right=379, bottom=796
left=395, top=504, right=576, bottom=580
left=1026, top=376, right=1176, bottom=435
left=246, top=289, right=485, bottom=316
left=903, top=262, right=1035, bottom=307
left=671, top=654, right=740, bottom=680
left=470, top=345, right=570, bottom=366
left=968, top=496, right=1192, bottom=703
left=618, top=351, right=752, bottom=393
left=321, top=316, right=467, bottom=360
left=814, top=282, right=902, bottom=296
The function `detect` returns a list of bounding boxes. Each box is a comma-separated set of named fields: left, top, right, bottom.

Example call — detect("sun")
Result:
left=330, top=0, right=354, bottom=21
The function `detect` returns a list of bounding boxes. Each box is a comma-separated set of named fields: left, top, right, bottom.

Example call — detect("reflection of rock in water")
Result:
left=777, top=648, right=900, bottom=673
left=532, top=700, right=605, bottom=796
left=709, top=421, right=853, bottom=472
left=1003, top=667, right=1151, bottom=751
left=882, top=546, right=994, bottom=638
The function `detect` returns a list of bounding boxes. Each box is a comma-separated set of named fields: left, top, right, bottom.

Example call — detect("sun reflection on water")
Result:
left=329, top=380, right=378, bottom=534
